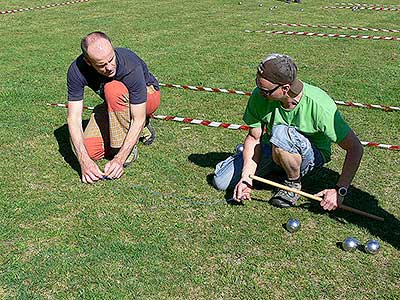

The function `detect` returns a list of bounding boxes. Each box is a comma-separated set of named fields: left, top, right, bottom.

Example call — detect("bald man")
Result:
left=67, top=31, right=160, bottom=183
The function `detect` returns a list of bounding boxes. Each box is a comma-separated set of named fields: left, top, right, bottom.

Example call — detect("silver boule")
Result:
left=365, top=240, right=380, bottom=255
left=342, top=237, right=360, bottom=252
left=286, top=218, right=301, bottom=233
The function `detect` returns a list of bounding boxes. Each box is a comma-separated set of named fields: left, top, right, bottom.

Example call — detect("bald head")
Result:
left=81, top=31, right=112, bottom=59
left=81, top=32, right=116, bottom=77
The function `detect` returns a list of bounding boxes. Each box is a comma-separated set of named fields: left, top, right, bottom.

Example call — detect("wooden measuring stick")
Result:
left=250, top=175, right=384, bottom=222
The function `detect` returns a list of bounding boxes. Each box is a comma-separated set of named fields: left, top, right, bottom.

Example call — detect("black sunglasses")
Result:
left=256, top=77, right=281, bottom=96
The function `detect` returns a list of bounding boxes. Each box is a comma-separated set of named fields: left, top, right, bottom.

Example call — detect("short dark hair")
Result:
left=80, top=31, right=112, bottom=58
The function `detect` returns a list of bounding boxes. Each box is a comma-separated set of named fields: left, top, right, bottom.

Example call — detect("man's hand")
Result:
left=315, top=188, right=342, bottom=211
left=101, top=102, right=146, bottom=180
left=81, top=159, right=105, bottom=184
left=104, top=157, right=125, bottom=180
left=233, top=178, right=253, bottom=202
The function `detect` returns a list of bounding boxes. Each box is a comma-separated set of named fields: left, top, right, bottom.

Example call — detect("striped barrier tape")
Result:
left=0, top=0, right=90, bottom=15
left=335, top=3, right=400, bottom=7
left=244, top=29, right=400, bottom=41
left=324, top=5, right=400, bottom=11
left=264, top=22, right=399, bottom=33
left=47, top=103, right=400, bottom=151
left=160, top=83, right=252, bottom=96
left=159, top=83, right=400, bottom=112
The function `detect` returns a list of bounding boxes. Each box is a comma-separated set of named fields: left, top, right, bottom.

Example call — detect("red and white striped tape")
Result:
left=264, top=22, right=399, bottom=33
left=324, top=5, right=400, bottom=11
left=152, top=115, right=250, bottom=130
left=0, top=0, right=90, bottom=15
left=48, top=103, right=95, bottom=110
left=160, top=83, right=252, bottom=96
left=47, top=103, right=400, bottom=151
left=245, top=29, right=400, bottom=41
left=335, top=3, right=400, bottom=7
left=159, top=83, right=400, bottom=112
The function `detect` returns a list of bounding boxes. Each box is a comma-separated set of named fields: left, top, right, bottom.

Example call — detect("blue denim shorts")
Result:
left=213, top=124, right=324, bottom=191
left=268, top=124, right=324, bottom=176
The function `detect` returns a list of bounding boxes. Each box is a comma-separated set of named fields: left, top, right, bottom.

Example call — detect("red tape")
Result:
left=47, top=103, right=400, bottom=151
left=264, top=22, right=399, bottom=33
left=159, top=83, right=400, bottom=112
left=0, top=0, right=90, bottom=15
left=245, top=29, right=400, bottom=41
left=324, top=5, right=400, bottom=11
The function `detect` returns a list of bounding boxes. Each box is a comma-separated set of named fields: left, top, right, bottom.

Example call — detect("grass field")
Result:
left=0, top=0, right=399, bottom=299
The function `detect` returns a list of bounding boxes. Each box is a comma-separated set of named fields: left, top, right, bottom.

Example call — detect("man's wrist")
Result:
left=241, top=174, right=253, bottom=182
left=335, top=185, right=348, bottom=196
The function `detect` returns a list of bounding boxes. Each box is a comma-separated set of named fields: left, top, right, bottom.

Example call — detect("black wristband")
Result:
left=335, top=185, right=348, bottom=197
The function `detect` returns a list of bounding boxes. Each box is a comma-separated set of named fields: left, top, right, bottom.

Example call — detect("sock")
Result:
left=287, top=176, right=301, bottom=183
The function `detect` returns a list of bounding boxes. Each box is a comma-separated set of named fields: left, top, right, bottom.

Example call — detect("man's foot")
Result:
left=270, top=180, right=301, bottom=208
left=140, top=120, right=156, bottom=145
left=123, top=145, right=139, bottom=168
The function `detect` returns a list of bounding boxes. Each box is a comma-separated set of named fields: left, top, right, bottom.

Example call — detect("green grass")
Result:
left=0, top=0, right=399, bottom=299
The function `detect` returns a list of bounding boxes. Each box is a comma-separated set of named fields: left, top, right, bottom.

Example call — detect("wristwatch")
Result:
left=335, top=185, right=348, bottom=204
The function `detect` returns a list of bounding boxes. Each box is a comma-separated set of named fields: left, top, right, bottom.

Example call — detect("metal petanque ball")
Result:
left=365, top=240, right=380, bottom=255
left=258, top=3, right=263, bottom=7
left=286, top=218, right=301, bottom=233
left=342, top=237, right=360, bottom=252
left=235, top=143, right=244, bottom=153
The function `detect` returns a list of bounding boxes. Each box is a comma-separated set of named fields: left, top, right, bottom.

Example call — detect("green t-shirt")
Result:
left=243, top=82, right=351, bottom=162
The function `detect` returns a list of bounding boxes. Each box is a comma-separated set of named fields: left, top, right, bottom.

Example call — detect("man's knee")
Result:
left=270, top=125, right=303, bottom=155
left=212, top=173, right=230, bottom=191
left=212, top=154, right=243, bottom=191
left=146, top=88, right=160, bottom=116
left=84, top=137, right=105, bottom=161
left=104, top=80, right=129, bottom=112
left=271, top=144, right=298, bottom=160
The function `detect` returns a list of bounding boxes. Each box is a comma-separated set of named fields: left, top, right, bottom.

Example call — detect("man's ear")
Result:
left=83, top=56, right=92, bottom=66
left=281, top=84, right=290, bottom=94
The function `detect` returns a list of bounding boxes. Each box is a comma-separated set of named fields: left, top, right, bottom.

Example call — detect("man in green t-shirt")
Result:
left=213, top=54, right=364, bottom=211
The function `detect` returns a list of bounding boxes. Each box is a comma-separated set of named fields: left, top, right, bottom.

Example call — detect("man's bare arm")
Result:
left=67, top=100, right=104, bottom=183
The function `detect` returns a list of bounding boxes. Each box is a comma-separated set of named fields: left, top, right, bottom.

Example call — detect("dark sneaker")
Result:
left=123, top=145, right=139, bottom=168
left=140, top=120, right=156, bottom=145
left=270, top=180, right=301, bottom=208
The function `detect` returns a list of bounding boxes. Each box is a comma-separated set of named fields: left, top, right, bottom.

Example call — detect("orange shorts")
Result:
left=83, top=80, right=160, bottom=160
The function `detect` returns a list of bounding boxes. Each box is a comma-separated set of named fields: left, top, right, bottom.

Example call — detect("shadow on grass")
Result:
left=189, top=152, right=400, bottom=250
left=53, top=123, right=88, bottom=177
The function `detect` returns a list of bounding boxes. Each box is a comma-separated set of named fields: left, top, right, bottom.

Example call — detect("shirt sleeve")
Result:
left=319, top=109, right=351, bottom=143
left=67, top=62, right=86, bottom=101
left=121, top=64, right=147, bottom=105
